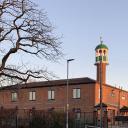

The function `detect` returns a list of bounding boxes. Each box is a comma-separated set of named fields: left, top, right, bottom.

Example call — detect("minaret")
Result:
left=95, top=38, right=109, bottom=84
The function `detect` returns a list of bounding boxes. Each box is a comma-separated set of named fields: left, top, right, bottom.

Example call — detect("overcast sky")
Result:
left=29, top=0, right=128, bottom=90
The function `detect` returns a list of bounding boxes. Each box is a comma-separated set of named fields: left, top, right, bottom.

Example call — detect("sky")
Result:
left=24, top=0, right=128, bottom=90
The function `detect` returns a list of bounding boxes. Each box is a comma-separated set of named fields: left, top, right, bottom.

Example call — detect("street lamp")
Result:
left=66, top=59, right=74, bottom=128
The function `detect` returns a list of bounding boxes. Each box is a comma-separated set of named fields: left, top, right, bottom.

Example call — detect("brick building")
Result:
left=0, top=42, right=128, bottom=124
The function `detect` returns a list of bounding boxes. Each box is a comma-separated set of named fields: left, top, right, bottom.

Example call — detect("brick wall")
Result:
left=0, top=83, right=95, bottom=113
left=95, top=83, right=128, bottom=114
left=0, top=81, right=128, bottom=115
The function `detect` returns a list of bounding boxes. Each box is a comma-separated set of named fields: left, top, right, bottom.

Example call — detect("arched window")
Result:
left=103, top=50, right=106, bottom=55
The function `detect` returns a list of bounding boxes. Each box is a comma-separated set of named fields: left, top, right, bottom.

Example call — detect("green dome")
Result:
left=95, top=43, right=108, bottom=50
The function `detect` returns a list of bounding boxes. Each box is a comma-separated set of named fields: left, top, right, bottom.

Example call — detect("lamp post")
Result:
left=66, top=59, right=74, bottom=128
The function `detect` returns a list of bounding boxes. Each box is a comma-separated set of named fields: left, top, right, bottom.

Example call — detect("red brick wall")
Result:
left=0, top=82, right=127, bottom=115
left=0, top=83, right=95, bottom=113
left=96, top=63, right=107, bottom=84
left=95, top=83, right=128, bottom=114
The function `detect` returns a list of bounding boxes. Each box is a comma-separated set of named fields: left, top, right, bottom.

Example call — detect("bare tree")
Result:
left=0, top=0, right=62, bottom=86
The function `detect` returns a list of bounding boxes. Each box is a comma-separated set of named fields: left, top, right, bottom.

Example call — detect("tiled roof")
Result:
left=0, top=77, right=96, bottom=90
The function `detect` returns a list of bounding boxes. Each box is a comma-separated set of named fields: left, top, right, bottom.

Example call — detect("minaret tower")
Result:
left=95, top=38, right=109, bottom=84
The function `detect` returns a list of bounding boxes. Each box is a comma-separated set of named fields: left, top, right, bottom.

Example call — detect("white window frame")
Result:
left=11, top=92, right=18, bottom=101
left=76, top=112, right=81, bottom=120
left=48, top=90, right=55, bottom=100
left=110, top=91, right=115, bottom=97
left=122, top=96, right=125, bottom=100
left=73, top=88, right=80, bottom=99
left=29, top=91, right=36, bottom=101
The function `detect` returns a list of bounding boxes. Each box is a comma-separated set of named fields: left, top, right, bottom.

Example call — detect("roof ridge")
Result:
left=0, top=77, right=96, bottom=90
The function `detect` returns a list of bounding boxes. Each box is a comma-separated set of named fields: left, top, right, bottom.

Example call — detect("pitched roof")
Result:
left=120, top=106, right=128, bottom=112
left=94, top=103, right=108, bottom=108
left=0, top=77, right=96, bottom=90
left=103, top=83, right=128, bottom=93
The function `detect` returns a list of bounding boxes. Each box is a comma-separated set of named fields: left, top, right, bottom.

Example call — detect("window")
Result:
left=96, top=57, right=99, bottom=62
left=48, top=90, right=55, bottom=100
left=29, top=91, right=36, bottom=101
left=76, top=112, right=81, bottom=120
left=48, top=107, right=55, bottom=112
left=103, top=56, right=106, bottom=61
left=111, top=93, right=115, bottom=97
left=11, top=92, right=17, bottom=101
left=73, top=88, right=80, bottom=99
left=99, top=56, right=102, bottom=61
left=110, top=90, right=115, bottom=97
left=73, top=108, right=81, bottom=120
left=122, top=96, right=125, bottom=100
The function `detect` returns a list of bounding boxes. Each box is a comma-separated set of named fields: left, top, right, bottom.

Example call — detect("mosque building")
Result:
left=0, top=41, right=128, bottom=126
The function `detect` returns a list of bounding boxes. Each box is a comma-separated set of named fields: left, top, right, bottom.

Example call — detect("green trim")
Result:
left=99, top=56, right=102, bottom=61
left=103, top=56, right=106, bottom=61
left=95, top=44, right=108, bottom=50
left=96, top=57, right=99, bottom=62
